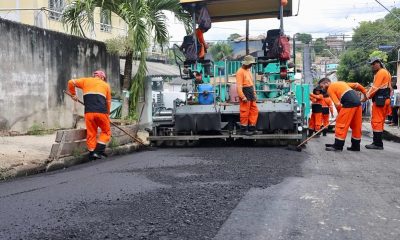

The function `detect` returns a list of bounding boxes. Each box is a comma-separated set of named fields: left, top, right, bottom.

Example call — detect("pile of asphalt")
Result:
left=27, top=144, right=305, bottom=239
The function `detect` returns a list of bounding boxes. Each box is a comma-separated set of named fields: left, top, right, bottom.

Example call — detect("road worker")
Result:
left=68, top=70, right=112, bottom=160
left=308, top=87, right=324, bottom=137
left=319, top=78, right=367, bottom=151
left=364, top=57, right=392, bottom=150
left=321, top=90, right=334, bottom=136
left=236, top=55, right=258, bottom=135
left=196, top=27, right=208, bottom=60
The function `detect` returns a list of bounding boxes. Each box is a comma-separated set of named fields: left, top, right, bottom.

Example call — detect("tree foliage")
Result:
left=296, top=33, right=312, bottom=44
left=227, top=33, right=241, bottom=41
left=209, top=42, right=233, bottom=61
left=313, top=38, right=327, bottom=55
left=62, top=0, right=191, bottom=117
left=337, top=8, right=400, bottom=85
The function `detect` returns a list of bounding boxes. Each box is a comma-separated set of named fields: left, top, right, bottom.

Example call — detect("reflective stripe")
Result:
left=72, top=79, right=77, bottom=86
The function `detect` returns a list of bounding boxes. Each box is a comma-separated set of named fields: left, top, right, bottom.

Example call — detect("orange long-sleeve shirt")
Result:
left=236, top=67, right=255, bottom=100
left=322, top=96, right=334, bottom=115
left=196, top=28, right=206, bottom=47
left=310, top=93, right=324, bottom=105
left=68, top=77, right=111, bottom=114
left=327, top=81, right=366, bottom=108
left=367, top=68, right=392, bottom=99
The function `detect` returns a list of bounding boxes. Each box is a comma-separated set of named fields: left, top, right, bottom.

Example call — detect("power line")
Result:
left=374, top=0, right=400, bottom=21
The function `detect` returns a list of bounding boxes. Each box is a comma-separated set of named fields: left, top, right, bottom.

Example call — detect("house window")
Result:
left=100, top=9, right=112, bottom=32
left=48, top=0, right=65, bottom=21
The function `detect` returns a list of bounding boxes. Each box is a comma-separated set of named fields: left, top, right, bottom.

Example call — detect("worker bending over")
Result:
left=321, top=90, right=334, bottom=136
left=68, top=70, right=112, bottom=160
left=365, top=57, right=392, bottom=150
left=236, top=55, right=259, bottom=135
left=319, top=78, right=367, bottom=151
left=308, top=87, right=324, bottom=137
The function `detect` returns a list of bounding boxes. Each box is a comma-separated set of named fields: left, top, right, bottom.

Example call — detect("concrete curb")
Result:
left=361, top=122, right=400, bottom=142
left=2, top=143, right=146, bottom=180
left=46, top=143, right=143, bottom=172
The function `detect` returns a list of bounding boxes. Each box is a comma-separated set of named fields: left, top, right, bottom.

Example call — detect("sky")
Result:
left=166, top=0, right=400, bottom=44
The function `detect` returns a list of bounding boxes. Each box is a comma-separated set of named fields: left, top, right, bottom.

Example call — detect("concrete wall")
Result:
left=0, top=17, right=120, bottom=133
left=0, top=1, right=129, bottom=42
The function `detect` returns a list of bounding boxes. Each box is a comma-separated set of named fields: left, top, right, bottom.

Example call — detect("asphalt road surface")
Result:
left=0, top=135, right=399, bottom=240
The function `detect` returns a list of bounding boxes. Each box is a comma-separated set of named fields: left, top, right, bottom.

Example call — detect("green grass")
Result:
left=109, top=137, right=119, bottom=150
left=27, top=123, right=55, bottom=135
left=0, top=168, right=11, bottom=180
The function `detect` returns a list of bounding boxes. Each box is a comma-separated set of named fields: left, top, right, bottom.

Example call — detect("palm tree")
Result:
left=62, top=0, right=190, bottom=117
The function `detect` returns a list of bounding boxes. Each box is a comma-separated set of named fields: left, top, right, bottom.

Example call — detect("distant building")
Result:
left=0, top=0, right=128, bottom=42
left=325, top=35, right=345, bottom=51
left=230, top=35, right=296, bottom=60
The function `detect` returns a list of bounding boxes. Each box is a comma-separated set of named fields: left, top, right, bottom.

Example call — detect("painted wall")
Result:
left=0, top=0, right=128, bottom=42
left=0, top=18, right=120, bottom=132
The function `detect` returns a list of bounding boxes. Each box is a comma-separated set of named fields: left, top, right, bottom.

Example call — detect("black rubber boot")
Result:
left=247, top=125, right=258, bottom=135
left=308, top=129, right=314, bottom=137
left=325, top=138, right=344, bottom=151
left=347, top=138, right=360, bottom=151
left=89, top=151, right=101, bottom=160
left=94, top=143, right=108, bottom=157
left=322, top=128, right=328, bottom=136
left=240, top=125, right=249, bottom=135
left=365, top=132, right=384, bottom=150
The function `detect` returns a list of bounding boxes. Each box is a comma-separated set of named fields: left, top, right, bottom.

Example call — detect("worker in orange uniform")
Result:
left=308, top=87, right=324, bottom=137
left=236, top=55, right=258, bottom=135
left=364, top=57, right=392, bottom=150
left=319, top=78, right=367, bottom=151
left=321, top=90, right=334, bottom=136
left=196, top=27, right=208, bottom=60
left=68, top=70, right=112, bottom=160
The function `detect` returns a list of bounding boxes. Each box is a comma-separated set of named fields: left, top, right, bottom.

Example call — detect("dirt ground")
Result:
left=0, top=134, right=56, bottom=170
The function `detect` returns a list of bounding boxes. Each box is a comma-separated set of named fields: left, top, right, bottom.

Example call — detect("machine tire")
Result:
left=175, top=140, right=187, bottom=147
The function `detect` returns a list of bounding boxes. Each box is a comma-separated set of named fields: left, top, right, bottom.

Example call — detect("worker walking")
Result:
left=68, top=70, right=112, bottom=160
left=236, top=55, right=259, bottom=135
left=321, top=90, right=334, bottom=136
left=308, top=87, right=324, bottom=137
left=319, top=78, right=367, bottom=151
left=365, top=57, right=392, bottom=150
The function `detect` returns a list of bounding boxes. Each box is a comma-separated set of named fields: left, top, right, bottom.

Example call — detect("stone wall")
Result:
left=0, top=18, right=120, bottom=132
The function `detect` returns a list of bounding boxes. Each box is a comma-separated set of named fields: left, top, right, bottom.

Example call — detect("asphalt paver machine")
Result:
left=149, top=0, right=311, bottom=146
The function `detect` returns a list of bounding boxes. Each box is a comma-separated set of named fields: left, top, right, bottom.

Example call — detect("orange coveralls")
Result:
left=322, top=96, right=334, bottom=127
left=366, top=68, right=392, bottom=132
left=68, top=77, right=112, bottom=151
left=327, top=82, right=367, bottom=142
left=236, top=67, right=258, bottom=126
left=196, top=28, right=206, bottom=59
left=309, top=93, right=324, bottom=132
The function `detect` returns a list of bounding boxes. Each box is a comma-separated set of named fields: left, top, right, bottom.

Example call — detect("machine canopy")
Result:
left=179, top=0, right=293, bottom=22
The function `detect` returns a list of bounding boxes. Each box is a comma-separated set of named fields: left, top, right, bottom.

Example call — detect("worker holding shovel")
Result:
left=319, top=78, right=367, bottom=152
left=68, top=70, right=111, bottom=160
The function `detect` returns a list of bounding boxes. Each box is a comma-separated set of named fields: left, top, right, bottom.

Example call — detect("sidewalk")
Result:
left=0, top=131, right=148, bottom=180
left=362, top=121, right=400, bottom=142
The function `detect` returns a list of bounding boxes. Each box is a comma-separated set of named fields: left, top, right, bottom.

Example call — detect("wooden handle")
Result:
left=297, top=119, right=336, bottom=148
